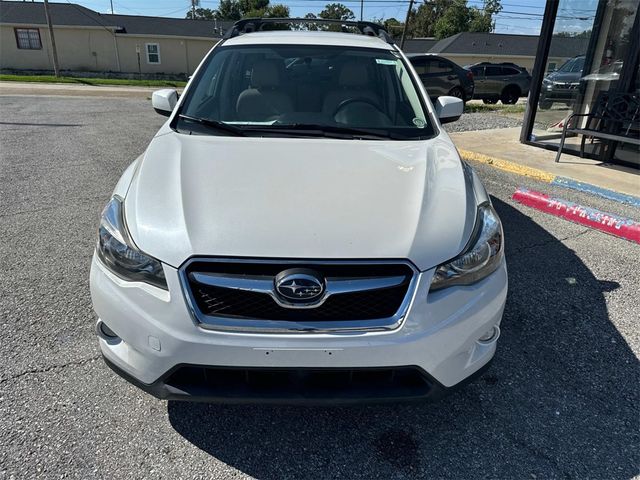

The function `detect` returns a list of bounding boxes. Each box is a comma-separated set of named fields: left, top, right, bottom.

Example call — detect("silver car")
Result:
left=466, top=62, right=531, bottom=105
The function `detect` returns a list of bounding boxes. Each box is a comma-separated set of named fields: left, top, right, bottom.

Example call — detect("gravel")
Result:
left=443, top=111, right=523, bottom=132
left=1, top=95, right=638, bottom=480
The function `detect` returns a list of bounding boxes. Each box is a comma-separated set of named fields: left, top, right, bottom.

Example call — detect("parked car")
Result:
left=407, top=54, right=475, bottom=102
left=466, top=62, right=531, bottom=104
left=91, top=19, right=506, bottom=403
left=539, top=55, right=585, bottom=109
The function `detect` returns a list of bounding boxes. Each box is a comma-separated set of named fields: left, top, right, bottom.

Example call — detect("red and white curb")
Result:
left=512, top=187, right=640, bottom=244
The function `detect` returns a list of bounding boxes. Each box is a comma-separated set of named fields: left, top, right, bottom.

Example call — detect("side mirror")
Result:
left=152, top=89, right=178, bottom=117
left=435, top=96, right=464, bottom=124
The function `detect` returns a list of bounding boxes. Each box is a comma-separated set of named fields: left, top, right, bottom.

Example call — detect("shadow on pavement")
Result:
left=168, top=197, right=639, bottom=479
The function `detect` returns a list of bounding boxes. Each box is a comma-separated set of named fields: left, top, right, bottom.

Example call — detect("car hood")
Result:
left=546, top=71, right=581, bottom=83
left=124, top=132, right=475, bottom=271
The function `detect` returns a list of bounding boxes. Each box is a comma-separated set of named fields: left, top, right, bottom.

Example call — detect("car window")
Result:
left=410, top=58, right=427, bottom=75
left=177, top=44, right=433, bottom=139
left=502, top=67, right=520, bottom=75
left=571, top=57, right=585, bottom=73
left=425, top=59, right=453, bottom=74
left=486, top=66, right=502, bottom=76
left=471, top=66, right=484, bottom=76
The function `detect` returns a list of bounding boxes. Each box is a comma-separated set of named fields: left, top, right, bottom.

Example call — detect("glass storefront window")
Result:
left=527, top=0, right=639, bottom=166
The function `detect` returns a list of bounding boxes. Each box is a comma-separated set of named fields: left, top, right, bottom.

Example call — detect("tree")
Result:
left=213, top=0, right=242, bottom=20
left=318, top=3, right=355, bottom=21
left=185, top=7, right=216, bottom=20
left=371, top=17, right=404, bottom=39
left=468, top=0, right=502, bottom=33
left=239, top=0, right=269, bottom=15
left=409, top=0, right=502, bottom=39
left=265, top=4, right=290, bottom=18
left=409, top=0, right=452, bottom=38
left=433, top=0, right=470, bottom=39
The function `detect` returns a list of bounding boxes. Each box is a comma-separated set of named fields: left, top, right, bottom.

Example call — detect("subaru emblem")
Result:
left=274, top=268, right=324, bottom=303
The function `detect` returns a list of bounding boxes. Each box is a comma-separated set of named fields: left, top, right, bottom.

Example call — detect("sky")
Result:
left=38, top=0, right=599, bottom=36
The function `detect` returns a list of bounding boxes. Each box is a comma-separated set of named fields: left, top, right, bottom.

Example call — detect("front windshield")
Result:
left=557, top=57, right=585, bottom=74
left=176, top=44, right=433, bottom=140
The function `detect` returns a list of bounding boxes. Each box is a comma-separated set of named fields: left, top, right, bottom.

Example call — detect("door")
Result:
left=484, top=66, right=504, bottom=96
left=471, top=66, right=486, bottom=95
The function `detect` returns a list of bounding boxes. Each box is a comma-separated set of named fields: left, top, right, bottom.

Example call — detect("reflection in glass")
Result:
left=530, top=0, right=639, bottom=166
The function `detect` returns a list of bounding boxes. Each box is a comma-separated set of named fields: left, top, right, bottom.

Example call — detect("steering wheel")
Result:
left=332, top=97, right=382, bottom=118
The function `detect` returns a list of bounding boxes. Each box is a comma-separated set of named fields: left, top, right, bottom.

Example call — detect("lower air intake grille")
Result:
left=165, top=366, right=432, bottom=400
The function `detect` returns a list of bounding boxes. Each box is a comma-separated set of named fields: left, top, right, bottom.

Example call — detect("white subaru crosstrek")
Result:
left=90, top=19, right=507, bottom=403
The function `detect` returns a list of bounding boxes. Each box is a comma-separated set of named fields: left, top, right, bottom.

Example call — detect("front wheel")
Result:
left=448, top=87, right=465, bottom=101
left=501, top=87, right=520, bottom=105
left=538, top=99, right=553, bottom=110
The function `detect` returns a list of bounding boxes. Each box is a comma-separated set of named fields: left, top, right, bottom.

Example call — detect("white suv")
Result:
left=90, top=19, right=507, bottom=403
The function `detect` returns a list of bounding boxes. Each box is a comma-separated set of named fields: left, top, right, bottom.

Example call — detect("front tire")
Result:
left=539, top=99, right=553, bottom=110
left=449, top=87, right=465, bottom=102
left=501, top=86, right=520, bottom=105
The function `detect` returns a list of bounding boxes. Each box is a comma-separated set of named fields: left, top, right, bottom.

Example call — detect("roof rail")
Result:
left=223, top=18, right=394, bottom=44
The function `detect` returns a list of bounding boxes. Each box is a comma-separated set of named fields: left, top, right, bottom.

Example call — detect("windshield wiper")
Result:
left=178, top=114, right=246, bottom=137
left=244, top=123, right=405, bottom=140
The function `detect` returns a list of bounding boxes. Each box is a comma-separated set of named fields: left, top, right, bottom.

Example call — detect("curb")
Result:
left=512, top=187, right=640, bottom=244
left=458, top=149, right=555, bottom=183
left=458, top=148, right=640, bottom=207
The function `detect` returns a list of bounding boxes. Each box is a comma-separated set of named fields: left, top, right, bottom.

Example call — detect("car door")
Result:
left=484, top=66, right=504, bottom=96
left=471, top=66, right=486, bottom=95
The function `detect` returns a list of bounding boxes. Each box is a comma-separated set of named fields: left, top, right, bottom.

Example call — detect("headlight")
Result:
left=96, top=196, right=167, bottom=289
left=430, top=202, right=503, bottom=291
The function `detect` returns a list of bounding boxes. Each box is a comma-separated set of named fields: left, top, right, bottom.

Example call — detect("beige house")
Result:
left=0, top=1, right=231, bottom=76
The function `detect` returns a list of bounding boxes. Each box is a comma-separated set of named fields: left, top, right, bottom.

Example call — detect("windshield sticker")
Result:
left=375, top=59, right=397, bottom=65
left=412, top=118, right=426, bottom=128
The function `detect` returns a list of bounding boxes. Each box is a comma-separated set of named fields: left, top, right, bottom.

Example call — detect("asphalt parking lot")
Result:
left=1, top=94, right=638, bottom=479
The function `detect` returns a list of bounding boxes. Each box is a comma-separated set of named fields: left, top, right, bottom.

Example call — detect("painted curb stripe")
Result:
left=512, top=187, right=640, bottom=244
left=551, top=176, right=640, bottom=207
left=458, top=149, right=556, bottom=183
left=459, top=149, right=639, bottom=207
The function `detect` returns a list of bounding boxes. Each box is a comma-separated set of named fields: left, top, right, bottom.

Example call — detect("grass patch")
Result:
left=464, top=103, right=526, bottom=114
left=0, top=74, right=187, bottom=88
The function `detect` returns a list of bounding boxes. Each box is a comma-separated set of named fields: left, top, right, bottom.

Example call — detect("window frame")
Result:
left=502, top=67, right=521, bottom=76
left=471, top=66, right=485, bottom=77
left=14, top=27, right=42, bottom=50
left=145, top=43, right=161, bottom=65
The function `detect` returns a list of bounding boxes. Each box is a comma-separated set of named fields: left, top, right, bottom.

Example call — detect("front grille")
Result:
left=181, top=259, right=416, bottom=325
left=164, top=366, right=432, bottom=400
left=195, top=283, right=407, bottom=320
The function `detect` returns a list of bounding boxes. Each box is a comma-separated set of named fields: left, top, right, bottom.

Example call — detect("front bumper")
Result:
left=541, top=86, right=579, bottom=102
left=90, top=254, right=507, bottom=402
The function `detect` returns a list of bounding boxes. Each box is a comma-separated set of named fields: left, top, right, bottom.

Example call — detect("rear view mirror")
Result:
left=152, top=89, right=178, bottom=117
left=435, top=96, right=464, bottom=124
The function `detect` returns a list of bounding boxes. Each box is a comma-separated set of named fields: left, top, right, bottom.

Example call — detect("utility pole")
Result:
left=191, top=0, right=196, bottom=19
left=400, top=0, right=413, bottom=50
left=110, top=0, right=114, bottom=14
left=43, top=0, right=60, bottom=77
left=360, top=0, right=363, bottom=21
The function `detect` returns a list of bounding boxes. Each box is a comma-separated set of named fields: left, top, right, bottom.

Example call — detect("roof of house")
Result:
left=0, top=1, right=232, bottom=38
left=0, top=0, right=113, bottom=27
left=402, top=38, right=438, bottom=54
left=422, top=32, right=589, bottom=59
left=102, top=14, right=231, bottom=38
